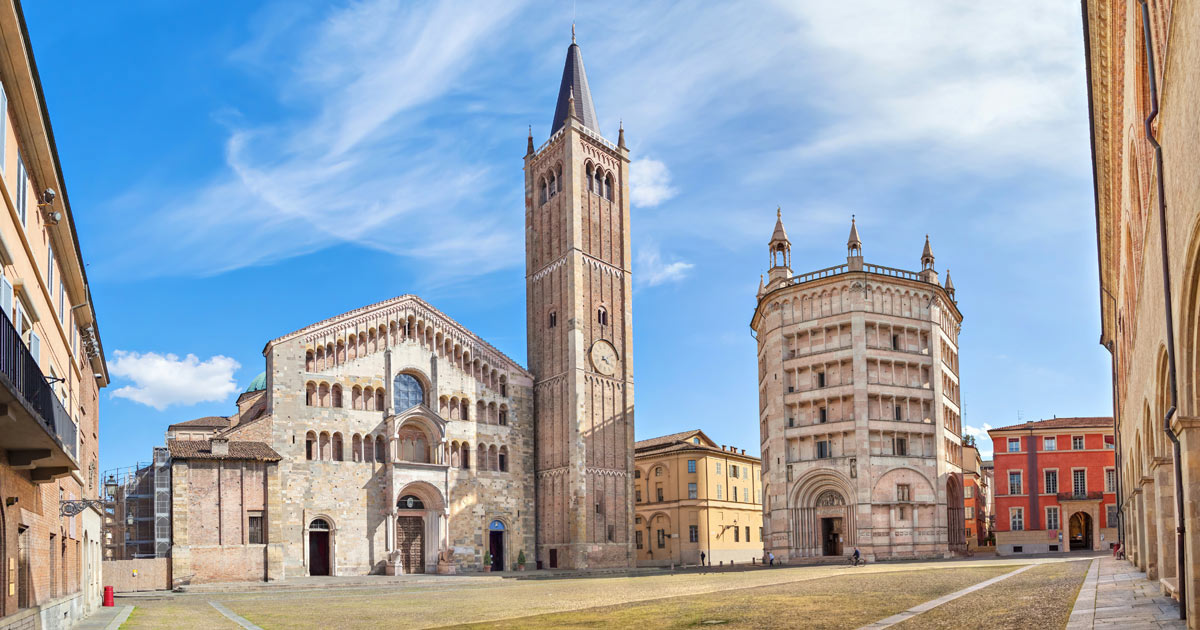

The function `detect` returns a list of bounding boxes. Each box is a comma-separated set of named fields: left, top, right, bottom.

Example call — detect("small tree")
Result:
left=483, top=551, right=493, bottom=567
left=517, top=550, right=526, bottom=566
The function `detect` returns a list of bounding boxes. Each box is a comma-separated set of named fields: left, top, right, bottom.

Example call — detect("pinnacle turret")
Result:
left=847, top=215, right=863, bottom=257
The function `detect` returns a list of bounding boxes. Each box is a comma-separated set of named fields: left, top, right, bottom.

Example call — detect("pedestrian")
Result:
left=700, top=551, right=706, bottom=567
left=769, top=552, right=775, bottom=566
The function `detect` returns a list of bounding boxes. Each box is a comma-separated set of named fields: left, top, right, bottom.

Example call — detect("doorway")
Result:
left=549, top=548, right=558, bottom=568
left=1069, top=512, right=1093, bottom=551
left=821, top=517, right=843, bottom=556
left=308, top=528, right=330, bottom=576
left=489, top=531, right=505, bottom=571
left=396, top=516, right=425, bottom=574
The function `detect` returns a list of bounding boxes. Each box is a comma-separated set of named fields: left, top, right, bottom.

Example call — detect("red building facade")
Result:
left=989, top=418, right=1116, bottom=555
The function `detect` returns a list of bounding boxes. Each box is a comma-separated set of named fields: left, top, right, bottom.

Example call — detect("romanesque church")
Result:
left=162, top=35, right=635, bottom=583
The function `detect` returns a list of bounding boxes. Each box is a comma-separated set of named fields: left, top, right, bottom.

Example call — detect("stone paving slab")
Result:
left=75, top=605, right=134, bottom=630
left=1067, top=556, right=1184, bottom=629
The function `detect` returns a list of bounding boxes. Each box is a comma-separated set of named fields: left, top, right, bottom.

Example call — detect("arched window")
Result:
left=309, top=518, right=330, bottom=531
left=352, top=385, right=363, bottom=410
left=364, top=435, right=375, bottom=464
left=305, top=431, right=316, bottom=460
left=597, top=306, right=608, bottom=326
left=315, top=346, right=325, bottom=370
left=306, top=382, right=316, bottom=406
left=605, top=174, right=614, bottom=201
left=376, top=388, right=385, bottom=412
left=394, top=373, right=424, bottom=411
left=331, top=384, right=343, bottom=408
left=332, top=433, right=344, bottom=461
left=540, top=178, right=548, bottom=204
left=319, top=432, right=330, bottom=460
left=397, top=495, right=425, bottom=510
left=450, top=441, right=460, bottom=467
left=305, top=351, right=315, bottom=371
left=318, top=383, right=330, bottom=407
left=364, top=387, right=375, bottom=411
left=478, top=444, right=488, bottom=471
left=336, top=340, right=346, bottom=364
left=586, top=163, right=594, bottom=192
left=499, top=405, right=508, bottom=426
left=326, top=343, right=335, bottom=366
left=549, top=310, right=557, bottom=328
left=489, top=445, right=498, bottom=471
left=461, top=399, right=470, bottom=422
left=374, top=435, right=386, bottom=462
left=499, top=446, right=508, bottom=472
left=555, top=164, right=563, bottom=192
left=461, top=442, right=471, bottom=469
left=352, top=434, right=362, bottom=462
left=348, top=334, right=357, bottom=360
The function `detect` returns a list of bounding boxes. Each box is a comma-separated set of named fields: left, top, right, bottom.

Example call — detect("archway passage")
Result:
left=397, top=516, right=425, bottom=574
left=821, top=518, right=843, bottom=556
left=946, top=475, right=966, bottom=551
left=488, top=520, right=506, bottom=571
left=1070, top=512, right=1093, bottom=551
left=308, top=519, right=331, bottom=576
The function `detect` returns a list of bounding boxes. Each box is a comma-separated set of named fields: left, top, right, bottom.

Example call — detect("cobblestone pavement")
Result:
left=1067, top=556, right=1184, bottom=629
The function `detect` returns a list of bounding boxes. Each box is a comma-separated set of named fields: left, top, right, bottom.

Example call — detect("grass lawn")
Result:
left=890, top=559, right=1091, bottom=630
left=122, top=597, right=236, bottom=630
left=441, top=565, right=1016, bottom=630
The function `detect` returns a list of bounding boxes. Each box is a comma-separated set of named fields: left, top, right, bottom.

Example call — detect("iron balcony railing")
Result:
left=1057, top=491, right=1104, bottom=502
left=0, top=305, right=77, bottom=460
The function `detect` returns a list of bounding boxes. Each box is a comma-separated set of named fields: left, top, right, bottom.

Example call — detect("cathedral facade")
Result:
left=753, top=213, right=966, bottom=562
left=166, top=36, right=634, bottom=583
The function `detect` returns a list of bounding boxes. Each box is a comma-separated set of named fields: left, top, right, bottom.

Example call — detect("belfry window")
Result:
left=549, top=310, right=557, bottom=328
left=586, top=164, right=594, bottom=192
left=539, top=178, right=548, bottom=205
left=604, top=173, right=613, bottom=200
left=597, top=306, right=608, bottom=326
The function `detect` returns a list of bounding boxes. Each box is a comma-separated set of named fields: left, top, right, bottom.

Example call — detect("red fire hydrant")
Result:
left=103, top=586, right=114, bottom=607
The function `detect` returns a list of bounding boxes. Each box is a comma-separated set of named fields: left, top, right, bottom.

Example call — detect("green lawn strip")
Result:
left=889, top=559, right=1091, bottom=630
left=439, top=565, right=1016, bottom=630
left=121, top=597, right=240, bottom=630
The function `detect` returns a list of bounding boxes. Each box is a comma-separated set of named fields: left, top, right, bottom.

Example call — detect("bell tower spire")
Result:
left=918, top=234, right=939, bottom=284
left=846, top=215, right=864, bottom=270
left=525, top=31, right=633, bottom=570
left=767, top=207, right=792, bottom=287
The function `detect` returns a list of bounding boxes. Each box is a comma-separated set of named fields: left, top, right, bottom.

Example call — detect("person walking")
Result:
left=700, top=551, right=706, bottom=567
left=769, top=552, right=775, bottom=566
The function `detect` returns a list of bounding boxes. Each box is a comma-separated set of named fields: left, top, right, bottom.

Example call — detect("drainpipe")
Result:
left=1136, top=0, right=1186, bottom=618
left=1110, top=342, right=1125, bottom=548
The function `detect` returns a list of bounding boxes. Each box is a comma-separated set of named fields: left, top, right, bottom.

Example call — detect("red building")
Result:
left=988, top=417, right=1116, bottom=555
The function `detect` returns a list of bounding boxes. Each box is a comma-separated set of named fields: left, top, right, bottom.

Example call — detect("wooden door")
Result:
left=397, top=516, right=425, bottom=574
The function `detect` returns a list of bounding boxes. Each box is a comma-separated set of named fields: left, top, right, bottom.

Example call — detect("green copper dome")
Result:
left=244, top=371, right=266, bottom=393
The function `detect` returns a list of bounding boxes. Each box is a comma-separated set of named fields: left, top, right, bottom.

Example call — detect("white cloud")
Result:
left=630, top=157, right=678, bottom=208
left=636, top=244, right=694, bottom=287
left=110, top=351, right=241, bottom=411
left=963, top=423, right=994, bottom=458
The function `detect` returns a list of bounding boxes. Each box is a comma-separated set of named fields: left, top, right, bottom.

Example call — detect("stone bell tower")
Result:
left=525, top=30, right=635, bottom=569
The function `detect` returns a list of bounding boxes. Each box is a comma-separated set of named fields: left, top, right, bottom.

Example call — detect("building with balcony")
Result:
left=633, top=430, right=762, bottom=567
left=0, top=1, right=110, bottom=627
left=753, top=213, right=965, bottom=562
left=988, top=417, right=1116, bottom=555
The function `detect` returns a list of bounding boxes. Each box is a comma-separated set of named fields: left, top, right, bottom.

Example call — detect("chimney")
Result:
left=211, top=438, right=230, bottom=456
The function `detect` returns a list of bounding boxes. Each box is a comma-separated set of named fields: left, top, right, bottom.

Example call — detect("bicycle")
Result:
left=848, top=555, right=866, bottom=567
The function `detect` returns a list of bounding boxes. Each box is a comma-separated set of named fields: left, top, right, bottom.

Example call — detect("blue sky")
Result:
left=23, top=0, right=1109, bottom=470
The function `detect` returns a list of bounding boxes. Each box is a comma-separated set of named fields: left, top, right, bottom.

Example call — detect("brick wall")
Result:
left=103, top=559, right=169, bottom=592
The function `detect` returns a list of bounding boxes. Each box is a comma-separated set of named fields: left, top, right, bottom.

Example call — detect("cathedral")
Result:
left=163, top=34, right=634, bottom=583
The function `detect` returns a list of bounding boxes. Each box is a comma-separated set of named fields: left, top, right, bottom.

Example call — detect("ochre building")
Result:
left=753, top=213, right=966, bottom=562
left=962, top=445, right=989, bottom=546
left=163, top=33, right=635, bottom=585
left=634, top=431, right=762, bottom=566
left=988, top=418, right=1116, bottom=555
left=1084, top=0, right=1200, bottom=620
left=0, top=2, right=110, bottom=628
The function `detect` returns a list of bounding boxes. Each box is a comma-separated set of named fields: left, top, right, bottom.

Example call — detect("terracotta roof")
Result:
left=167, top=439, right=281, bottom=461
left=639, top=441, right=760, bottom=461
left=635, top=430, right=706, bottom=450
left=168, top=416, right=231, bottom=429
left=989, top=417, right=1114, bottom=433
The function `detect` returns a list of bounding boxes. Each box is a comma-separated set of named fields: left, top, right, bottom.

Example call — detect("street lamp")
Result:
left=62, top=474, right=117, bottom=517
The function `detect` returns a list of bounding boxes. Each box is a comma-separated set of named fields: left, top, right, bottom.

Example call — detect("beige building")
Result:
left=634, top=431, right=762, bottom=566
left=1084, top=0, right=1200, bottom=620
left=0, top=1, right=110, bottom=627
left=162, top=33, right=635, bottom=584
left=753, top=213, right=966, bottom=562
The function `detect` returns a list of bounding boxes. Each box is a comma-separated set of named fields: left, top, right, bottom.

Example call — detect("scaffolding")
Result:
left=104, top=447, right=171, bottom=559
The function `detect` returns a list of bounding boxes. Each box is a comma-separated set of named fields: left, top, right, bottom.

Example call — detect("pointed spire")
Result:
left=526, top=125, right=535, bottom=156
left=945, top=269, right=955, bottom=291
left=847, top=215, right=862, bottom=256
left=567, top=86, right=577, bottom=120
left=618, top=120, right=626, bottom=149
left=550, top=35, right=600, bottom=134
left=770, top=206, right=789, bottom=245
left=921, top=234, right=934, bottom=270
left=757, top=274, right=766, bottom=299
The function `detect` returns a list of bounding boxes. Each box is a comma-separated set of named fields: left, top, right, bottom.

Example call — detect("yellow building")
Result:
left=634, top=430, right=763, bottom=566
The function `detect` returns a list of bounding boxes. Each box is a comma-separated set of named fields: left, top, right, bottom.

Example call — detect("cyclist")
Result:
left=852, top=547, right=861, bottom=566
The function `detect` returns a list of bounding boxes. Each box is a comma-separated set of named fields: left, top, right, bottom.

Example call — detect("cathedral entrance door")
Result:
left=308, top=530, right=330, bottom=576
left=821, top=518, right=843, bottom=556
left=489, top=531, right=504, bottom=571
left=397, top=516, right=425, bottom=574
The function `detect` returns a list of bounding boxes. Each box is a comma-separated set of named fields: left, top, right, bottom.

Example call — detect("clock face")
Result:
left=590, top=340, right=618, bottom=376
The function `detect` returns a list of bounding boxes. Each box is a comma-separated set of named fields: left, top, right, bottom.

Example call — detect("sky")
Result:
left=21, top=0, right=1111, bottom=469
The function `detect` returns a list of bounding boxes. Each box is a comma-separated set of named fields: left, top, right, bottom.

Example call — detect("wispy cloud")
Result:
left=636, top=243, right=694, bottom=287
left=110, top=351, right=241, bottom=411
left=630, top=157, right=678, bottom=208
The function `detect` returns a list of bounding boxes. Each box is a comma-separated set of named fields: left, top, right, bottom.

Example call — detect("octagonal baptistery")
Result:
left=752, top=211, right=966, bottom=562
left=265, top=295, right=535, bottom=576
